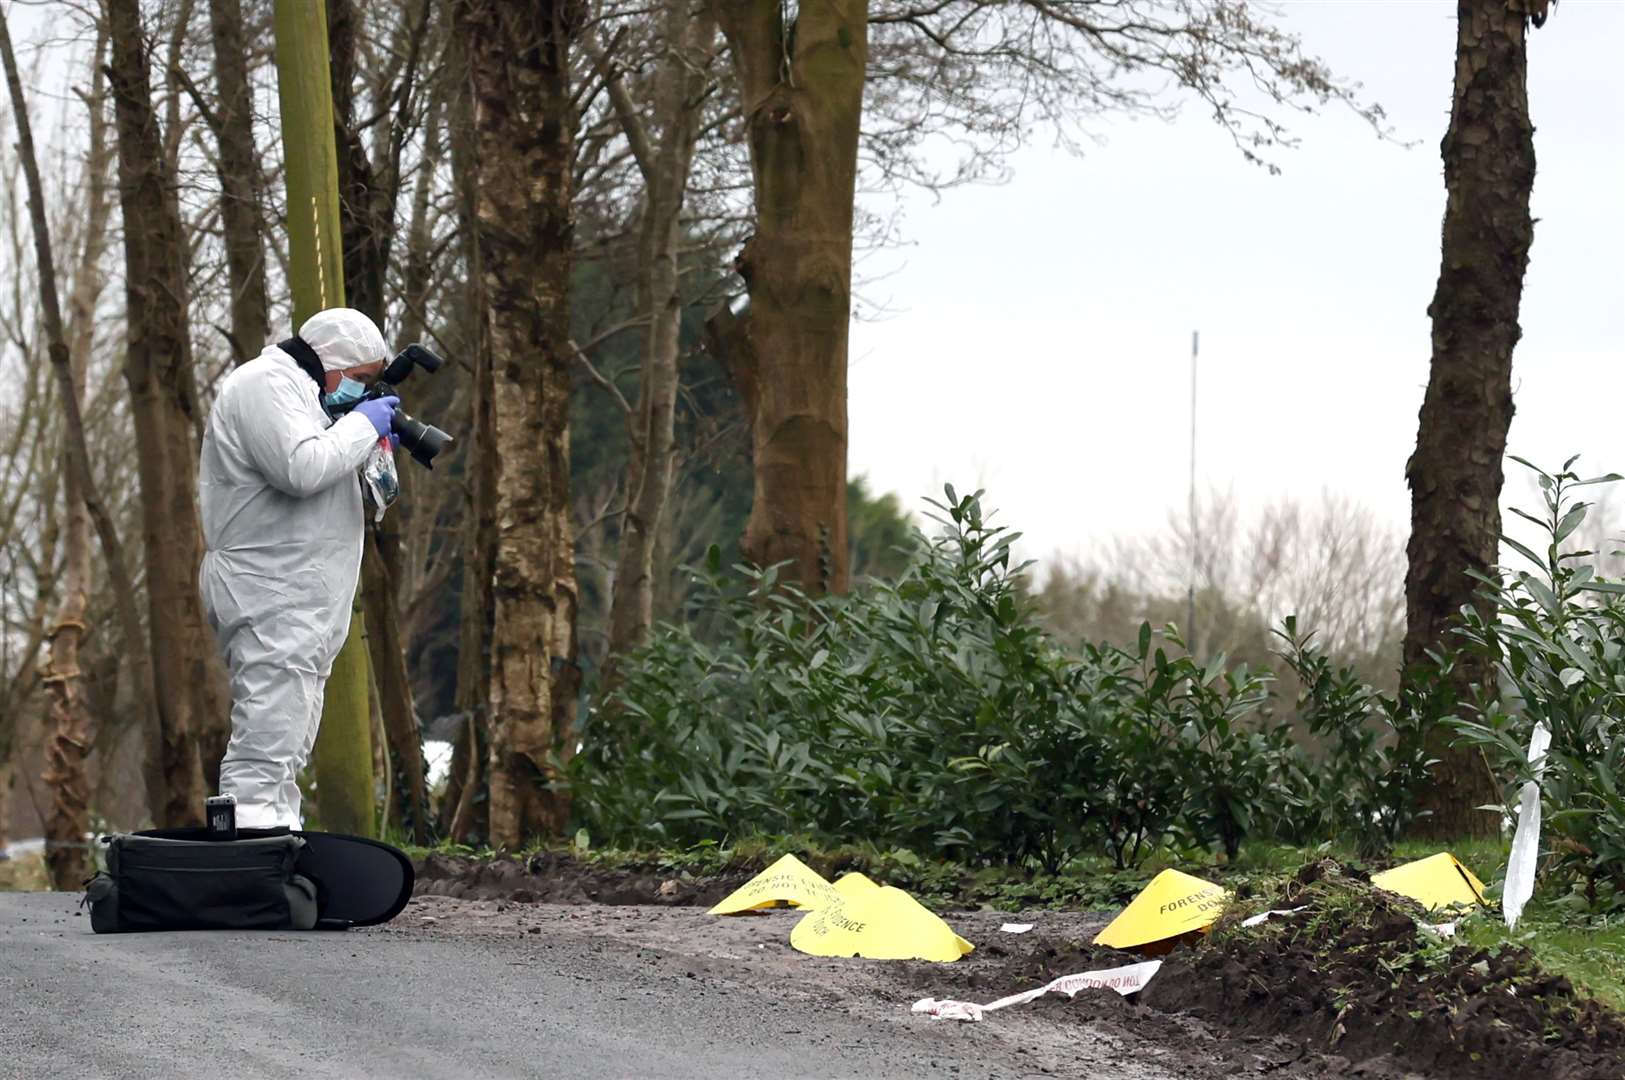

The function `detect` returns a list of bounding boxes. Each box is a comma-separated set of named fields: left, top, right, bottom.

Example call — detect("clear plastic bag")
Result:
left=362, top=439, right=399, bottom=522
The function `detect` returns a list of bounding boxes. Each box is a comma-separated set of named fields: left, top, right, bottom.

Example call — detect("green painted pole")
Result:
left=272, top=0, right=375, bottom=836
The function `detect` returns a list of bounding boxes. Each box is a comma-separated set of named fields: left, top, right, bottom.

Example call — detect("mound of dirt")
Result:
left=412, top=852, right=1625, bottom=1078
left=1134, top=862, right=1625, bottom=1080
left=413, top=850, right=759, bottom=907
left=871, top=929, right=1351, bottom=1077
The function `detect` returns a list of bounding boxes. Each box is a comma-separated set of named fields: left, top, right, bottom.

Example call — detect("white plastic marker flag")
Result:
left=1504, top=721, right=1552, bottom=931
left=912, top=960, right=1163, bottom=1023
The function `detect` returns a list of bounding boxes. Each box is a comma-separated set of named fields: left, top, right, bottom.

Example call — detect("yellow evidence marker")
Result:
left=1370, top=853, right=1487, bottom=911
left=833, top=871, right=880, bottom=897
left=708, top=853, right=842, bottom=915
left=791, top=885, right=974, bottom=962
left=1094, top=868, right=1231, bottom=951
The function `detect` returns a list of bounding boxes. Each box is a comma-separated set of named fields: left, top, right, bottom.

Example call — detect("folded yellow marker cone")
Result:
left=1093, top=869, right=1230, bottom=952
left=709, top=853, right=842, bottom=915
left=1371, top=853, right=1486, bottom=911
left=792, top=885, right=974, bottom=962
left=833, top=871, right=880, bottom=898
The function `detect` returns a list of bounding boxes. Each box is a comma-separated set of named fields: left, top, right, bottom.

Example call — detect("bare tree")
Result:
left=705, top=0, right=864, bottom=596
left=197, top=0, right=270, bottom=362
left=438, top=29, right=494, bottom=843
left=107, top=0, right=225, bottom=826
left=581, top=5, right=724, bottom=680
left=1038, top=490, right=1406, bottom=691
left=1, top=7, right=147, bottom=883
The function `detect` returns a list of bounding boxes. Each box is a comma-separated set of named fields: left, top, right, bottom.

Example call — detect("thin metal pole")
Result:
left=1187, top=330, right=1198, bottom=657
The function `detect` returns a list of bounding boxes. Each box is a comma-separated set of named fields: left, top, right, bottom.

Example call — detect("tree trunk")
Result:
left=360, top=535, right=430, bottom=841
left=598, top=11, right=715, bottom=681
left=71, top=37, right=158, bottom=824
left=108, top=0, right=221, bottom=827
left=441, top=54, right=495, bottom=844
left=0, top=753, right=11, bottom=855
left=1404, top=0, right=1535, bottom=840
left=205, top=0, right=270, bottom=362
left=710, top=0, right=863, bottom=596
left=326, top=0, right=393, bottom=323
left=455, top=0, right=581, bottom=849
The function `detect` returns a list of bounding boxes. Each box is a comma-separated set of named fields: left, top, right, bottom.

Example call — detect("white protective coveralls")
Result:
left=198, top=309, right=389, bottom=829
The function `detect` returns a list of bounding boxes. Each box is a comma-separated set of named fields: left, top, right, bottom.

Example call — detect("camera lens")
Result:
left=390, top=408, right=454, bottom=469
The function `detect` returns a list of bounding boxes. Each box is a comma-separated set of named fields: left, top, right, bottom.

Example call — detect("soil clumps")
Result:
left=412, top=852, right=1625, bottom=1078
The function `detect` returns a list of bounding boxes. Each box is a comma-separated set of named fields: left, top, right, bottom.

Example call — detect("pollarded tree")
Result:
left=707, top=0, right=1387, bottom=598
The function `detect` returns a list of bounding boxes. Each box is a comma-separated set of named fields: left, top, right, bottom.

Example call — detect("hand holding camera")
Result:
left=328, top=343, right=455, bottom=469
left=354, top=395, right=401, bottom=437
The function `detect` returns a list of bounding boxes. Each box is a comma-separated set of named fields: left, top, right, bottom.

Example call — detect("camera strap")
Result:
left=279, top=335, right=325, bottom=388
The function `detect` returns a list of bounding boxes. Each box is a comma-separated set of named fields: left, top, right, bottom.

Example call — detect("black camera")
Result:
left=369, top=343, right=455, bottom=469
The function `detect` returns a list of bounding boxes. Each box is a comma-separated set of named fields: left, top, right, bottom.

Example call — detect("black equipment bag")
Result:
left=84, top=832, right=318, bottom=933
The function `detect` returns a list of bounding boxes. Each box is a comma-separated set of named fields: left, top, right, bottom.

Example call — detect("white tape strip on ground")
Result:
left=912, top=960, right=1163, bottom=1022
left=999, top=923, right=1034, bottom=934
left=1240, top=906, right=1307, bottom=928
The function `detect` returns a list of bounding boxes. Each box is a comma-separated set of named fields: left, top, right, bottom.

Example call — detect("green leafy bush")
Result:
left=571, top=488, right=1293, bottom=869
left=1271, top=616, right=1437, bottom=856
left=1450, top=457, right=1625, bottom=908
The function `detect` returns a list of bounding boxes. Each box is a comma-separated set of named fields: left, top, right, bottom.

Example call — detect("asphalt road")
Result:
left=0, top=892, right=1085, bottom=1080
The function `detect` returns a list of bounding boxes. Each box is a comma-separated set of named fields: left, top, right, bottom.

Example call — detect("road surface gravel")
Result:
left=1, top=891, right=1201, bottom=1080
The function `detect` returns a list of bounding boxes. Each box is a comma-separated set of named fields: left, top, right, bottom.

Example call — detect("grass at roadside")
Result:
left=1456, top=903, right=1625, bottom=1013
left=0, top=850, right=49, bottom=892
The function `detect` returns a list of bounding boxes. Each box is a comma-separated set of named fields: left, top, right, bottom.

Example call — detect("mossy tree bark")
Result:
left=455, top=0, right=582, bottom=849
left=273, top=0, right=375, bottom=837
left=327, top=0, right=434, bottom=842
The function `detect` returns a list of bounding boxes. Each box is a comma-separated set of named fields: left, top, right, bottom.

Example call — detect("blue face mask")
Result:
left=322, top=376, right=368, bottom=414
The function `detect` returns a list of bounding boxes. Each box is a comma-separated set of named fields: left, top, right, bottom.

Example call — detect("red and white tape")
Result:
left=911, top=960, right=1163, bottom=1022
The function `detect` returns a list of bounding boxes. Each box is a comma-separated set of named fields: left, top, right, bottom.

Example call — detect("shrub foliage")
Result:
left=1451, top=458, right=1625, bottom=910
left=571, top=487, right=1430, bottom=870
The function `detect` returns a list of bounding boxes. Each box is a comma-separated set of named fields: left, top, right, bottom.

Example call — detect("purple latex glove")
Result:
left=353, top=395, right=400, bottom=438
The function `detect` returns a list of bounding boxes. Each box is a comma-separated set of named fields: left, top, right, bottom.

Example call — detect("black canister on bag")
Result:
left=205, top=794, right=238, bottom=842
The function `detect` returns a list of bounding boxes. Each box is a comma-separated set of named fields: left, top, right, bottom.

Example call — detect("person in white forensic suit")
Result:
left=197, top=308, right=399, bottom=829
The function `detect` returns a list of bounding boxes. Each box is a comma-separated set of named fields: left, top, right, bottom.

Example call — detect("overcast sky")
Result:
left=847, top=0, right=1625, bottom=572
